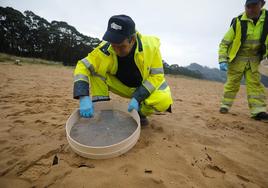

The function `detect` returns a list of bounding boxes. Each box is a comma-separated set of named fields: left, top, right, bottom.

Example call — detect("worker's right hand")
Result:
left=79, top=96, right=94, bottom=118
left=219, top=62, right=228, bottom=71
left=128, top=98, right=139, bottom=112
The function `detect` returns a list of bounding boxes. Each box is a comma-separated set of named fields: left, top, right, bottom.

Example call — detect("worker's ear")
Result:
left=128, top=35, right=136, bottom=44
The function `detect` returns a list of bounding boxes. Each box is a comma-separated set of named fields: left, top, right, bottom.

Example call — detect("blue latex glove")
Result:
left=128, top=98, right=139, bottom=112
left=219, top=62, right=228, bottom=71
left=79, top=96, right=94, bottom=118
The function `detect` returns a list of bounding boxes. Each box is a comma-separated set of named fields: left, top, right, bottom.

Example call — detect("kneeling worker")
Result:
left=73, top=15, right=173, bottom=126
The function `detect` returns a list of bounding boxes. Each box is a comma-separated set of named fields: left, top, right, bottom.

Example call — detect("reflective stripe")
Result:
left=236, top=56, right=260, bottom=62
left=224, top=93, right=236, bottom=99
left=80, top=58, right=106, bottom=81
left=219, top=55, right=228, bottom=60
left=248, top=95, right=266, bottom=100
left=81, top=58, right=95, bottom=74
left=74, top=74, right=89, bottom=83
left=221, top=39, right=232, bottom=45
left=249, top=103, right=266, bottom=108
left=94, top=74, right=106, bottom=81
left=244, top=40, right=261, bottom=45
left=143, top=80, right=155, bottom=93
left=158, top=81, right=168, bottom=90
left=150, top=68, right=164, bottom=74
left=92, top=96, right=110, bottom=102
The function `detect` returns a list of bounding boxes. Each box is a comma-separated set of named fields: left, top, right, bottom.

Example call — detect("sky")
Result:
left=1, top=0, right=267, bottom=68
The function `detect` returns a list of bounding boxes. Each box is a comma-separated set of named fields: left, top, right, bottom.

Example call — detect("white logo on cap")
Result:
left=111, top=22, right=122, bottom=30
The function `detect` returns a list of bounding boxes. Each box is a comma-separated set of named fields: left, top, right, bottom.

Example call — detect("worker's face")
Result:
left=245, top=2, right=263, bottom=19
left=111, top=36, right=136, bottom=57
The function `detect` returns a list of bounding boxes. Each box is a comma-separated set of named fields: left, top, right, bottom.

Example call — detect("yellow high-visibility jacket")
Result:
left=73, top=32, right=167, bottom=102
left=219, top=9, right=268, bottom=63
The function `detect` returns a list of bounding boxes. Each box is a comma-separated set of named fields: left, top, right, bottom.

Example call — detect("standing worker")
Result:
left=219, top=0, right=268, bottom=122
left=73, top=15, right=173, bottom=126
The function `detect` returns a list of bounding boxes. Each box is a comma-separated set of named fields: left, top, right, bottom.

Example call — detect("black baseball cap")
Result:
left=103, top=15, right=136, bottom=44
left=246, top=0, right=262, bottom=5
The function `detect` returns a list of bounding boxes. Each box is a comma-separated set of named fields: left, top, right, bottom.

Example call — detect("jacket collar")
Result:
left=136, top=33, right=143, bottom=52
left=242, top=8, right=266, bottom=22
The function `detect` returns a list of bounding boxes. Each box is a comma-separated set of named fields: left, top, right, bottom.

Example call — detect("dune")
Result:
left=0, top=59, right=268, bottom=188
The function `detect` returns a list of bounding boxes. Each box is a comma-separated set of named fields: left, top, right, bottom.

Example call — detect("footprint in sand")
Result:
left=202, top=164, right=226, bottom=178
left=13, top=120, right=25, bottom=124
left=150, top=120, right=164, bottom=133
left=118, top=163, right=137, bottom=175
left=135, top=132, right=152, bottom=150
left=35, top=119, right=48, bottom=125
left=236, top=174, right=250, bottom=183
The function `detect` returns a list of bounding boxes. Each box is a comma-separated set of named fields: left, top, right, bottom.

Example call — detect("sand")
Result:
left=0, top=61, right=268, bottom=188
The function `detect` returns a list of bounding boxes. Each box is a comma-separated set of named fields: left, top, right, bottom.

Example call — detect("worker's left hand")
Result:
left=219, top=62, right=228, bottom=71
left=128, top=98, right=139, bottom=112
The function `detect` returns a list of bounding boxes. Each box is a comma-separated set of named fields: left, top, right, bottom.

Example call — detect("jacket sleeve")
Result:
left=73, top=45, right=103, bottom=99
left=133, top=46, right=165, bottom=102
left=264, top=36, right=268, bottom=59
left=73, top=60, right=91, bottom=99
left=218, top=26, right=235, bottom=63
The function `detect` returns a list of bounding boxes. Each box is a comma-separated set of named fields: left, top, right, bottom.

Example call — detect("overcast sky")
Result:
left=1, top=0, right=267, bottom=68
